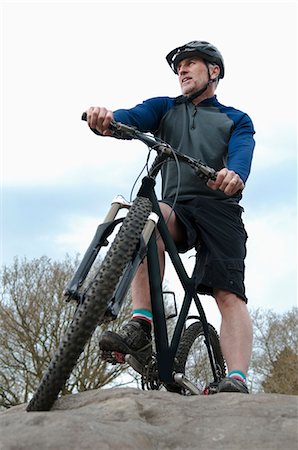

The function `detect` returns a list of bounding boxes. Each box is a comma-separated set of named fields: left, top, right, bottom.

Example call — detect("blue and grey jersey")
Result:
left=113, top=95, right=255, bottom=203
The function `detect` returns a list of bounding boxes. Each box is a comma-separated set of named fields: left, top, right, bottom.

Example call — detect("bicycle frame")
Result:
left=63, top=115, right=222, bottom=392
left=64, top=174, right=220, bottom=390
left=24, top=117, right=226, bottom=413
left=138, top=176, right=218, bottom=385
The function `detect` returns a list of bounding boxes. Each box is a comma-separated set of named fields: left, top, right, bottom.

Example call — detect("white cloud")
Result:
left=52, top=207, right=129, bottom=259
left=245, top=206, right=297, bottom=312
left=251, top=139, right=296, bottom=171
left=2, top=1, right=297, bottom=187
left=53, top=215, right=103, bottom=255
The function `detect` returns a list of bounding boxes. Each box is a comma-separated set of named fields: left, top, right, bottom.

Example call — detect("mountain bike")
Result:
left=26, top=116, right=226, bottom=411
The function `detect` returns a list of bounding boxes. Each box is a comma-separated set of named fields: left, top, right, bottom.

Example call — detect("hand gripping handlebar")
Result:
left=81, top=112, right=217, bottom=182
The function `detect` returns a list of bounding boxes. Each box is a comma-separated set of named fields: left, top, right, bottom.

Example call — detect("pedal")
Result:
left=101, top=350, right=126, bottom=365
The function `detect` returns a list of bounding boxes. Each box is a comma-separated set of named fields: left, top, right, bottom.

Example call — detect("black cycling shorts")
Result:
left=162, top=197, right=248, bottom=303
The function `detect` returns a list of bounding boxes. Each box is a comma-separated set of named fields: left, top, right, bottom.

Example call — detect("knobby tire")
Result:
left=26, top=196, right=152, bottom=411
left=166, top=320, right=226, bottom=393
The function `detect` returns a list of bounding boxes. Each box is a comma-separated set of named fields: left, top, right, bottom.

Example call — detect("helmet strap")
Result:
left=185, top=83, right=209, bottom=103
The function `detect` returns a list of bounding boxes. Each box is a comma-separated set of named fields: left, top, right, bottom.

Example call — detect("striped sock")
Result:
left=132, top=309, right=153, bottom=325
left=228, top=370, right=247, bottom=383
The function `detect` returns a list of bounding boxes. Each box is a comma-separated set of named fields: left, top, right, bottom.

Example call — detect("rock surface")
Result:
left=0, top=388, right=297, bottom=450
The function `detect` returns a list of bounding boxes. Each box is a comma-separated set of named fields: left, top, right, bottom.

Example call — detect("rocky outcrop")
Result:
left=0, top=388, right=297, bottom=449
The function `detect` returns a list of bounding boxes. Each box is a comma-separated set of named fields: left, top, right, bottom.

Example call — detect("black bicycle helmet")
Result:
left=166, top=40, right=225, bottom=79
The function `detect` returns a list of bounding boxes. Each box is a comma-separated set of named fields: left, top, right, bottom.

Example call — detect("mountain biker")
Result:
left=85, top=41, right=255, bottom=394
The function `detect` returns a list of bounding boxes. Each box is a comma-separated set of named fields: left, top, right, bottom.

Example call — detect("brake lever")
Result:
left=81, top=113, right=137, bottom=140
left=195, top=164, right=217, bottom=182
left=108, top=121, right=138, bottom=140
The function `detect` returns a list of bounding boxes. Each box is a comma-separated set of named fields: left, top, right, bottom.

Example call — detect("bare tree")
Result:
left=262, top=346, right=298, bottom=394
left=6, top=256, right=296, bottom=406
left=249, top=307, right=298, bottom=393
left=0, top=255, right=133, bottom=409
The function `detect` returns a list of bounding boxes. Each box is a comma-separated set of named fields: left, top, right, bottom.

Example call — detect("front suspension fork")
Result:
left=63, top=195, right=134, bottom=301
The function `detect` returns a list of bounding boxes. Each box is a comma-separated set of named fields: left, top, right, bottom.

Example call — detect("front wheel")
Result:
left=26, top=196, right=152, bottom=411
left=166, top=320, right=226, bottom=394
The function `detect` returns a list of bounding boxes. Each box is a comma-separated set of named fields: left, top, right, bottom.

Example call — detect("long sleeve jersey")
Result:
left=113, top=95, right=255, bottom=203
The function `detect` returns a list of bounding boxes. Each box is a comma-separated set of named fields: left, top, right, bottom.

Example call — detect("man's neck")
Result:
left=190, top=86, right=216, bottom=105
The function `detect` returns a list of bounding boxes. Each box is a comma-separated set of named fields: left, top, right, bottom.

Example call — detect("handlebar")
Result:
left=81, top=112, right=217, bottom=182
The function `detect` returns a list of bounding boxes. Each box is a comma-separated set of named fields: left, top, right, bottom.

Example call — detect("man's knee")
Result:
left=159, top=202, right=174, bottom=222
left=159, top=202, right=184, bottom=242
left=215, top=289, right=247, bottom=314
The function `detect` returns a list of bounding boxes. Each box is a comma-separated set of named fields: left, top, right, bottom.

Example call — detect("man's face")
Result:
left=177, top=56, right=209, bottom=96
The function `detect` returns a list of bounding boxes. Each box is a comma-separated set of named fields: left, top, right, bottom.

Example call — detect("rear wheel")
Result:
left=26, top=196, right=152, bottom=411
left=166, top=320, right=226, bottom=394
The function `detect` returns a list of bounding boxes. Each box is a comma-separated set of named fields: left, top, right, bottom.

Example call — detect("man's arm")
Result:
left=85, top=97, right=175, bottom=135
left=208, top=112, right=255, bottom=196
left=227, top=113, right=255, bottom=183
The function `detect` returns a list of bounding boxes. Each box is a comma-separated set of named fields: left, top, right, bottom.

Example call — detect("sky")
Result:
left=1, top=0, right=297, bottom=331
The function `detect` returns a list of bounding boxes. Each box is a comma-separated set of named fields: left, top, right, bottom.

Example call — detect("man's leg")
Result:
left=131, top=202, right=185, bottom=311
left=215, top=289, right=253, bottom=392
left=99, top=202, right=185, bottom=356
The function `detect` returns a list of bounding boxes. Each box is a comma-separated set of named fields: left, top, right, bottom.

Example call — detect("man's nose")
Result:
left=178, top=64, right=187, bottom=76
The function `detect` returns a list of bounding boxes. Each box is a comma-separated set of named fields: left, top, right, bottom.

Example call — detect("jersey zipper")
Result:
left=191, top=105, right=197, bottom=129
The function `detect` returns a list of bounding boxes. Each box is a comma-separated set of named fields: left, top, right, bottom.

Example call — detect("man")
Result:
left=86, top=41, right=255, bottom=394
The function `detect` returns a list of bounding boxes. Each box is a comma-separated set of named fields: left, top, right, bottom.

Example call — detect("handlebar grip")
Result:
left=81, top=111, right=104, bottom=136
left=81, top=111, right=115, bottom=131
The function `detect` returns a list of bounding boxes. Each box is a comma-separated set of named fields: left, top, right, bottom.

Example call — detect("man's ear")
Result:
left=210, top=64, right=220, bottom=80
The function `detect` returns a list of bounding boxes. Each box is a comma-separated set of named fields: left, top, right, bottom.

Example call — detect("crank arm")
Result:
left=125, top=354, right=144, bottom=375
left=173, top=373, right=201, bottom=395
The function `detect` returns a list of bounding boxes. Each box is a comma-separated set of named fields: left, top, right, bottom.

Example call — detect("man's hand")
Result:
left=86, top=107, right=114, bottom=136
left=207, top=168, right=244, bottom=196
